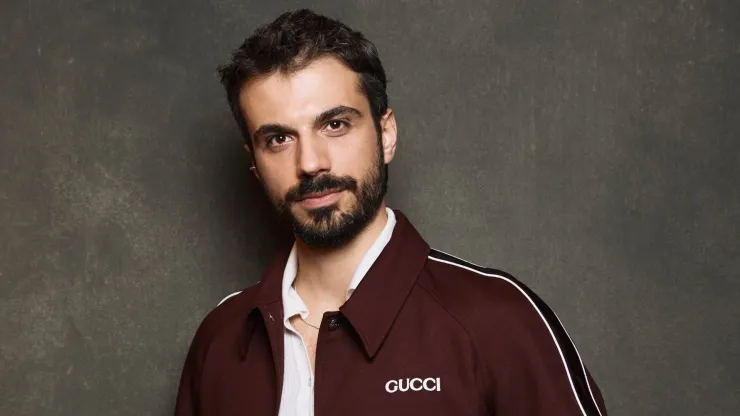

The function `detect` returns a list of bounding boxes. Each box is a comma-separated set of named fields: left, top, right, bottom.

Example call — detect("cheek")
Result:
left=259, top=170, right=291, bottom=201
left=333, top=132, right=379, bottom=172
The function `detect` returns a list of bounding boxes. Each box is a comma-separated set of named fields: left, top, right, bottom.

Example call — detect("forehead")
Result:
left=239, top=56, right=368, bottom=131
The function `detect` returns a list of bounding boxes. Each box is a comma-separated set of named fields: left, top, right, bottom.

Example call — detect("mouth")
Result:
left=297, top=189, right=344, bottom=207
left=298, top=189, right=342, bottom=201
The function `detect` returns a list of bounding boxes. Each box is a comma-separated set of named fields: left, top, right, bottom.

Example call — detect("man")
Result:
left=175, top=8, right=607, bottom=416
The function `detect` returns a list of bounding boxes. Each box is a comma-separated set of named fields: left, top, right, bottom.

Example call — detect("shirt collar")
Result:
left=281, top=207, right=397, bottom=325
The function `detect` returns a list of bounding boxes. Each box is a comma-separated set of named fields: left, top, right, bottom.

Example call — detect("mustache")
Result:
left=285, top=174, right=358, bottom=203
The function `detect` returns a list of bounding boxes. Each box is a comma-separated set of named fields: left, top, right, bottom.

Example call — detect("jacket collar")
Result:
left=340, top=209, right=430, bottom=357
left=281, top=207, right=398, bottom=322
left=247, top=208, right=430, bottom=359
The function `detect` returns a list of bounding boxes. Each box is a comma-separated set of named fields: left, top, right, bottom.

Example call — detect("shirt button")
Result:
left=328, top=317, right=341, bottom=331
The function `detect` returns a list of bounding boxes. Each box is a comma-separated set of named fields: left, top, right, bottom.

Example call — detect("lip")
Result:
left=298, top=189, right=344, bottom=208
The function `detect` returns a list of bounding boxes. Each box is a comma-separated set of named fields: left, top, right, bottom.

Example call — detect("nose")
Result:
left=296, top=133, right=330, bottom=177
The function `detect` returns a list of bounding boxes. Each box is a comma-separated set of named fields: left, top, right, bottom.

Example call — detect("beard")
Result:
left=269, top=139, right=388, bottom=248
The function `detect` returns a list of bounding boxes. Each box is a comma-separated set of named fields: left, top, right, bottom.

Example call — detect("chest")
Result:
left=200, top=306, right=490, bottom=416
left=288, top=316, right=319, bottom=371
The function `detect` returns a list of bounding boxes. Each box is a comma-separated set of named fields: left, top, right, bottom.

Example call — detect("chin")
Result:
left=301, top=201, right=347, bottom=225
left=291, top=200, right=368, bottom=247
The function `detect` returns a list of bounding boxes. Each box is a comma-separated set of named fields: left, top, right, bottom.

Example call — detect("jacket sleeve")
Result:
left=478, top=282, right=608, bottom=415
left=174, top=325, right=205, bottom=416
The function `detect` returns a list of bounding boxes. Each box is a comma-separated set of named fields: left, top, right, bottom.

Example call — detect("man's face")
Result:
left=239, top=56, right=397, bottom=248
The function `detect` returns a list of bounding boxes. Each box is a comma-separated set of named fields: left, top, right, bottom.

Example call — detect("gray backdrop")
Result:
left=1, top=0, right=738, bottom=414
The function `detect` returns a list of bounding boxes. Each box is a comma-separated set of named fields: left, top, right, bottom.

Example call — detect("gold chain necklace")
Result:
left=293, top=284, right=320, bottom=330
left=299, top=316, right=321, bottom=330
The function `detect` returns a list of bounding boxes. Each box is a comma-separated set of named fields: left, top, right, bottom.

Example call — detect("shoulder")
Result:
left=421, top=250, right=606, bottom=415
left=189, top=283, right=262, bottom=348
left=421, top=248, right=539, bottom=313
left=419, top=248, right=556, bottom=335
left=177, top=283, right=265, bottom=395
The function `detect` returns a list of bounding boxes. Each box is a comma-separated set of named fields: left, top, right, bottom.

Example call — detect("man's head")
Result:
left=218, top=9, right=397, bottom=248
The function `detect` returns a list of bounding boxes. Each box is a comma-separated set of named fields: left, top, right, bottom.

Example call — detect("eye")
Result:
left=266, top=134, right=290, bottom=147
left=325, top=119, right=349, bottom=134
left=328, top=120, right=344, bottom=129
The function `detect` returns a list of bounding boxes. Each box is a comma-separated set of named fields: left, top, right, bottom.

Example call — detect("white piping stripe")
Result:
left=217, top=290, right=243, bottom=306
left=552, top=310, right=603, bottom=416
left=427, top=251, right=602, bottom=416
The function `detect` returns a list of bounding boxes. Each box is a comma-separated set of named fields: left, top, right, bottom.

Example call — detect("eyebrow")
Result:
left=312, top=105, right=363, bottom=127
left=252, top=105, right=364, bottom=143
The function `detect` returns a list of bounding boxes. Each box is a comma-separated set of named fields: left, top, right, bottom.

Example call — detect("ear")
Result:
left=244, top=143, right=260, bottom=179
left=379, top=108, right=398, bottom=164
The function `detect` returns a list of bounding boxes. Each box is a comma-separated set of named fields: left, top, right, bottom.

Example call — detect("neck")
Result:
left=293, top=204, right=389, bottom=310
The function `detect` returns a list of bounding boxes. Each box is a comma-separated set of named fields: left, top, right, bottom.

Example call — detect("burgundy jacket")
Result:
left=175, top=209, right=607, bottom=415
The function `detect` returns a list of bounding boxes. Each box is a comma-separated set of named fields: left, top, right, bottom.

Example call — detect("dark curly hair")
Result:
left=217, top=9, right=389, bottom=151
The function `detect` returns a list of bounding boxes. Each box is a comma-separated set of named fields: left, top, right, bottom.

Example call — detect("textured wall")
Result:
left=1, top=0, right=738, bottom=414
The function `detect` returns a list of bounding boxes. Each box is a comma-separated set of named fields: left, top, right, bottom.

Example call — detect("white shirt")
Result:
left=278, top=207, right=397, bottom=416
